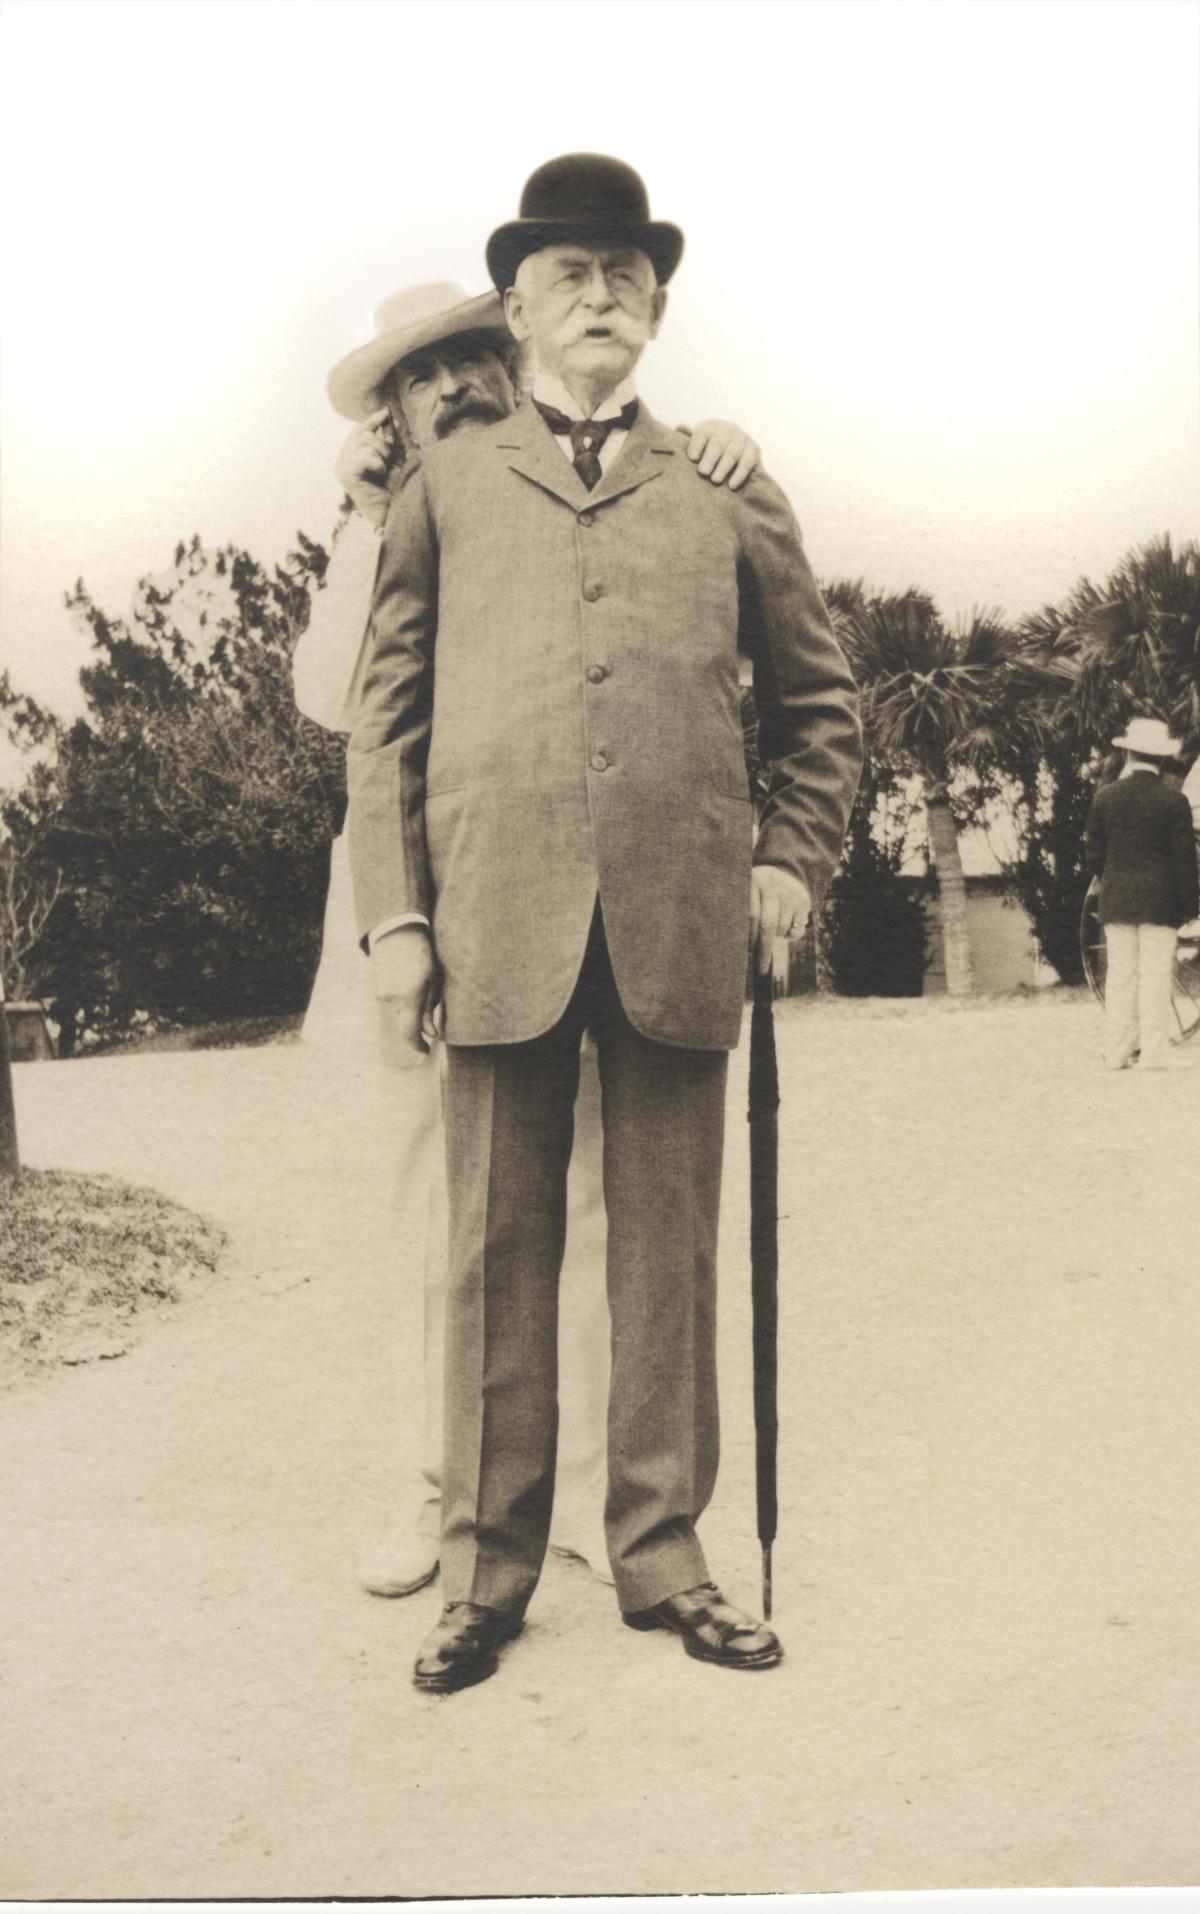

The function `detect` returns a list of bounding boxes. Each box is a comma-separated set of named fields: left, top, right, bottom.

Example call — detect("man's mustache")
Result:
left=434, top=395, right=509, bottom=438
left=568, top=318, right=639, bottom=347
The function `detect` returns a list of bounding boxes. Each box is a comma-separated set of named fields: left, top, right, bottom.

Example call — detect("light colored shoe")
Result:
left=358, top=1525, right=439, bottom=1598
left=549, top=1531, right=615, bottom=1587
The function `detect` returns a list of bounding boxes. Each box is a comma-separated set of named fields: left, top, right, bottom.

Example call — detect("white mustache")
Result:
left=570, top=319, right=637, bottom=345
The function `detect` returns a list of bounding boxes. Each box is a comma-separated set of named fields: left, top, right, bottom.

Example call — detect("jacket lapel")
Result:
left=496, top=399, right=677, bottom=512
left=590, top=406, right=677, bottom=509
left=496, top=404, right=588, bottom=510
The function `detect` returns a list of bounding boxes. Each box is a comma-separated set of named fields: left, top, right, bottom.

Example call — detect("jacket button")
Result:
left=587, top=664, right=608, bottom=684
left=578, top=511, right=596, bottom=528
left=583, top=582, right=604, bottom=602
left=590, top=751, right=609, bottom=772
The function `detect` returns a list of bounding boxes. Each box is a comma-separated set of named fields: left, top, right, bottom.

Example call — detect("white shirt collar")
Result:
left=1120, top=762, right=1160, bottom=777
left=531, top=370, right=638, bottom=423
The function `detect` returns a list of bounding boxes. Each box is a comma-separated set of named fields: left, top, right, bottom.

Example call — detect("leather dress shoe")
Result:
left=413, top=1602, right=524, bottom=1694
left=358, top=1525, right=439, bottom=1598
left=624, top=1583, right=783, bottom=1669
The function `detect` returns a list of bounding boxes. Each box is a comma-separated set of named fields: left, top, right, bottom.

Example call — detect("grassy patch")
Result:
left=77, top=1013, right=304, bottom=1059
left=773, top=982, right=1095, bottom=1022
left=0, top=1168, right=228, bottom=1387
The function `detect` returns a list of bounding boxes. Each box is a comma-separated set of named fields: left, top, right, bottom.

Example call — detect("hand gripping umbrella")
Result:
left=747, top=961, right=780, bottom=1618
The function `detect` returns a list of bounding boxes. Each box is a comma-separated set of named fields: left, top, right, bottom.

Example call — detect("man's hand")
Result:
left=685, top=419, right=761, bottom=490
left=750, top=866, right=812, bottom=976
left=335, top=407, right=398, bottom=529
left=370, top=924, right=439, bottom=1065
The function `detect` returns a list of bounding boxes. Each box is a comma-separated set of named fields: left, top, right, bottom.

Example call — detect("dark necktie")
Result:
left=532, top=397, right=639, bottom=490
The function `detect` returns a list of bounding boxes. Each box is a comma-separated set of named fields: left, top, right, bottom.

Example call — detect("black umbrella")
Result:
left=747, top=961, right=780, bottom=1618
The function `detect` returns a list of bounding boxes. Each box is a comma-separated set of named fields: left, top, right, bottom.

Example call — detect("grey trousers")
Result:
left=440, top=907, right=728, bottom=1616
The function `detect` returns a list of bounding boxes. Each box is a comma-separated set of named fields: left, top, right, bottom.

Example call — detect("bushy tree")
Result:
left=986, top=535, right=1200, bottom=984
left=840, top=591, right=1019, bottom=996
left=0, top=672, right=69, bottom=1004
left=1069, top=533, right=1200, bottom=753
left=3, top=536, right=345, bottom=1049
left=822, top=761, right=929, bottom=996
left=978, top=611, right=1097, bottom=985
left=743, top=586, right=929, bottom=998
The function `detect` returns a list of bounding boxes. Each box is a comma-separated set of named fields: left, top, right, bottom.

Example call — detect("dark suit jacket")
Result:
left=1085, top=769, right=1199, bottom=927
left=347, top=401, right=862, bottom=1049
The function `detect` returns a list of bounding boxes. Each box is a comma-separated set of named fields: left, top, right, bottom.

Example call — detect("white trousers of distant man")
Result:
left=1103, top=922, right=1178, bottom=1071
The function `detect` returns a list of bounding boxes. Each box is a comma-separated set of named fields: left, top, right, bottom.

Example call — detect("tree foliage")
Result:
left=0, top=672, right=69, bottom=1003
left=2, top=537, right=345, bottom=1049
left=992, top=534, right=1200, bottom=983
left=985, top=612, right=1099, bottom=985
left=837, top=590, right=1022, bottom=996
left=1068, top=533, right=1200, bottom=751
left=822, top=760, right=929, bottom=997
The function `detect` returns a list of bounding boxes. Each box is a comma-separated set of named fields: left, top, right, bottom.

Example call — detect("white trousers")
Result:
left=410, top=1044, right=610, bottom=1545
left=1103, top=922, right=1178, bottom=1070
left=304, top=834, right=609, bottom=1543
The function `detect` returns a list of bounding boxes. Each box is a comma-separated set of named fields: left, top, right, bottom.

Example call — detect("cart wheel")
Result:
left=1172, top=931, right=1200, bottom=1043
left=1079, top=880, right=1105, bottom=1004
left=1080, top=879, right=1200, bottom=1044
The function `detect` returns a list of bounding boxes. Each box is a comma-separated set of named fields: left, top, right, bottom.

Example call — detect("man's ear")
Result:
left=504, top=283, right=531, bottom=344
left=647, top=285, right=667, bottom=339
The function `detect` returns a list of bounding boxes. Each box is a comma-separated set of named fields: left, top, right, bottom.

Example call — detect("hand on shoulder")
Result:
left=680, top=419, right=761, bottom=491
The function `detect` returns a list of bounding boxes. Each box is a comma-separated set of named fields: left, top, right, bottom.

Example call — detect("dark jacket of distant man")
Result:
left=1085, top=770, right=1199, bottom=928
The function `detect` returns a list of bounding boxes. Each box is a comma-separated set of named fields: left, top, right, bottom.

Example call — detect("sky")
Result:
left=1, top=0, right=1198, bottom=732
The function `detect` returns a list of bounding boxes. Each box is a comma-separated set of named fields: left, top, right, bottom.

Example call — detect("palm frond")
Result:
left=1068, top=532, right=1200, bottom=749
left=846, top=590, right=1025, bottom=777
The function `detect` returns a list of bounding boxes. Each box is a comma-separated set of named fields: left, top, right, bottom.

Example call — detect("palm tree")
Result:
left=1068, top=533, right=1200, bottom=752
left=993, top=611, right=1097, bottom=983
left=841, top=590, right=1018, bottom=997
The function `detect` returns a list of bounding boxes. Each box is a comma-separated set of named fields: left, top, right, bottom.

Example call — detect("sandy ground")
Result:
left=2, top=996, right=1198, bottom=1899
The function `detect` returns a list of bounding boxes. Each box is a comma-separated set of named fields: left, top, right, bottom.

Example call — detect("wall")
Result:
left=922, top=882, right=1053, bottom=995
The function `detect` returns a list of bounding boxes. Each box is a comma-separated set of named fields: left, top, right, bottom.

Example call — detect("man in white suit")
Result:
left=295, top=280, right=762, bottom=1601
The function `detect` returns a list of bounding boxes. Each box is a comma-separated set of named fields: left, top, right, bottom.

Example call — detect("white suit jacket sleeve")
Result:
left=294, top=513, right=428, bottom=940
left=292, top=514, right=383, bottom=733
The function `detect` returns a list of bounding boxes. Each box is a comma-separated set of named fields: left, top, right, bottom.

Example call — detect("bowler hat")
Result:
left=486, top=153, right=684, bottom=293
left=327, top=282, right=510, bottom=423
left=1111, top=716, right=1181, bottom=757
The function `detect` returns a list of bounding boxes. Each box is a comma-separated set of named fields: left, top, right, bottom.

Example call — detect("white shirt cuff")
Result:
left=368, top=913, right=430, bottom=950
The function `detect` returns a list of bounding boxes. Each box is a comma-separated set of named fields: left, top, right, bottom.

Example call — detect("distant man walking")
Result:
left=1085, top=717, right=1199, bottom=1071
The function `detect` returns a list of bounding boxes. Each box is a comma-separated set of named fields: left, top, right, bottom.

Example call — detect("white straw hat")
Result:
left=327, top=282, right=510, bottom=422
left=1111, top=716, right=1181, bottom=756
